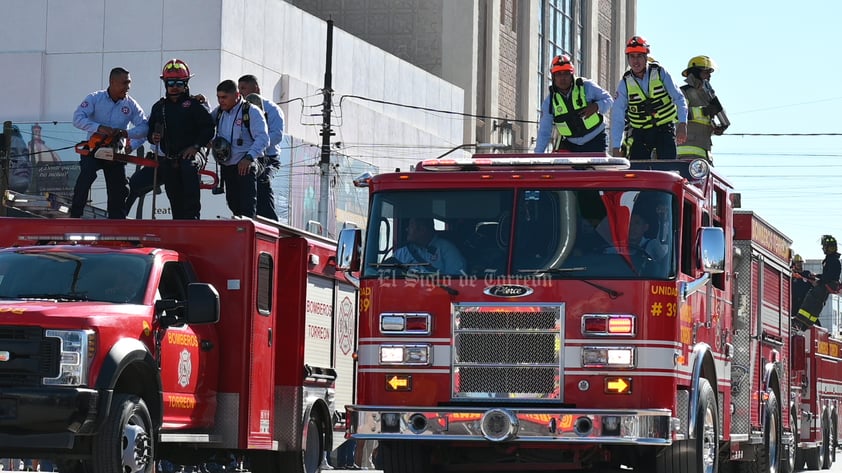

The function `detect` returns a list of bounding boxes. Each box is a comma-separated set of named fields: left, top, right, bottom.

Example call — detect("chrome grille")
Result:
left=453, top=304, right=562, bottom=400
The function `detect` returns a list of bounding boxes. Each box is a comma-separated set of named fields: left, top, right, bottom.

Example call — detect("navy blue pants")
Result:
left=256, top=156, right=278, bottom=220
left=557, top=131, right=607, bottom=153
left=628, top=125, right=677, bottom=160
left=70, top=155, right=128, bottom=219
left=221, top=162, right=257, bottom=218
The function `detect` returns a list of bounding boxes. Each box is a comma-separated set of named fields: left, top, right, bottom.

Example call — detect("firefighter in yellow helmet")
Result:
left=610, top=36, right=688, bottom=160
left=535, top=54, right=613, bottom=153
left=795, top=236, right=841, bottom=329
left=790, top=254, right=814, bottom=320
left=677, top=55, right=730, bottom=162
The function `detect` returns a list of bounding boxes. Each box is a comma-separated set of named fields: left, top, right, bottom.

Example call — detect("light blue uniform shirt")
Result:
left=535, top=79, right=613, bottom=152
left=261, top=97, right=285, bottom=157
left=73, top=89, right=148, bottom=151
left=394, top=236, right=467, bottom=275
left=210, top=99, right=270, bottom=166
left=609, top=65, right=688, bottom=149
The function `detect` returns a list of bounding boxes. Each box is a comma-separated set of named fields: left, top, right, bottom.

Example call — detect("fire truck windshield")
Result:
left=363, top=188, right=676, bottom=279
left=0, top=249, right=152, bottom=304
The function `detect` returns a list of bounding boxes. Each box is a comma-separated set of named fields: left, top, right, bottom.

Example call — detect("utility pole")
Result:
left=317, top=19, right=335, bottom=236
left=1, top=121, right=12, bottom=217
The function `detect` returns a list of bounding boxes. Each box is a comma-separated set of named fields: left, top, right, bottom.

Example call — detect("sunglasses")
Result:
left=165, top=80, right=187, bottom=87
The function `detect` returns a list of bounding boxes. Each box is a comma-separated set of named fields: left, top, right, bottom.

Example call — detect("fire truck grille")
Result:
left=0, top=326, right=60, bottom=387
left=453, top=304, right=562, bottom=400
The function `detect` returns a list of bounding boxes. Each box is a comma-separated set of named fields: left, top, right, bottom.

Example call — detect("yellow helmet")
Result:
left=793, top=254, right=804, bottom=263
left=682, top=55, right=717, bottom=77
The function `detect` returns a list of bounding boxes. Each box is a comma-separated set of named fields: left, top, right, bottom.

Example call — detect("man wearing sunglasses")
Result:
left=71, top=67, right=148, bottom=219
left=141, top=59, right=215, bottom=219
left=610, top=36, right=688, bottom=160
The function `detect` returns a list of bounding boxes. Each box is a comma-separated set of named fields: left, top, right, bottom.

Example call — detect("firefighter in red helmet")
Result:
left=535, top=54, right=613, bottom=153
left=610, top=36, right=688, bottom=160
left=137, top=59, right=215, bottom=219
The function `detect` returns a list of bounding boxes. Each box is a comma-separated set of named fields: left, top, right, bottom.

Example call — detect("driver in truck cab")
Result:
left=393, top=217, right=466, bottom=275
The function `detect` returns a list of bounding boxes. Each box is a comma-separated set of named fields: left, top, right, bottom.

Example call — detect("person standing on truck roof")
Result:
left=677, top=55, right=728, bottom=162
left=139, top=59, right=215, bottom=220
left=237, top=75, right=285, bottom=221
left=610, top=36, right=688, bottom=160
left=790, top=254, right=814, bottom=319
left=70, top=67, right=148, bottom=219
left=534, top=54, right=613, bottom=153
left=210, top=79, right=269, bottom=219
left=796, top=235, right=841, bottom=328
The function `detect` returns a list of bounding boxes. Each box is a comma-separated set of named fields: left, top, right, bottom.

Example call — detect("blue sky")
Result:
left=638, top=1, right=842, bottom=260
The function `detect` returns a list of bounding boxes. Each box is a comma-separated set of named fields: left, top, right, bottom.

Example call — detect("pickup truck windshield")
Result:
left=363, top=188, right=676, bottom=279
left=0, top=250, right=153, bottom=304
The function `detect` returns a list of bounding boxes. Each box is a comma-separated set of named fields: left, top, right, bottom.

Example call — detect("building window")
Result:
left=538, top=0, right=578, bottom=115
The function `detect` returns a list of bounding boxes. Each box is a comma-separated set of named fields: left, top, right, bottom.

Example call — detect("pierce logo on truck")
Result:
left=483, top=285, right=533, bottom=298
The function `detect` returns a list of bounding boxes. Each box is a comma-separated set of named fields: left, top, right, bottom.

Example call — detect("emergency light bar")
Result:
left=417, top=154, right=630, bottom=172
left=18, top=233, right=161, bottom=244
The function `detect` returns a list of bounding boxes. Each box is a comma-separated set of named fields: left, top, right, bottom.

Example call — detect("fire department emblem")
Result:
left=182, top=100, right=191, bottom=108
left=121, top=106, right=130, bottom=115
left=338, top=296, right=354, bottom=355
left=80, top=101, right=89, bottom=108
left=178, top=349, right=192, bottom=388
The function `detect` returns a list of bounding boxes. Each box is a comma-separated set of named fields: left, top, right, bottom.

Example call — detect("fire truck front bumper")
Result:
left=0, top=387, right=104, bottom=452
left=347, top=406, right=674, bottom=445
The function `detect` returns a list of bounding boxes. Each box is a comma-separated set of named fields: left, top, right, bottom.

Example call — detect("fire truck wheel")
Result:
left=379, top=441, right=432, bottom=473
left=821, top=410, right=834, bottom=469
left=91, top=393, right=154, bottom=473
left=782, top=408, right=800, bottom=473
left=55, top=459, right=93, bottom=473
left=280, top=415, right=324, bottom=473
left=652, top=378, right=718, bottom=473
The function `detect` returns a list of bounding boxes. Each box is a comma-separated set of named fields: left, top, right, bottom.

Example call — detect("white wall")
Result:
left=0, top=0, right=464, bottom=175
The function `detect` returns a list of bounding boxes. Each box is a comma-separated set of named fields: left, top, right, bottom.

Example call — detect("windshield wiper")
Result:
left=16, top=293, right=89, bottom=302
left=518, top=267, right=587, bottom=274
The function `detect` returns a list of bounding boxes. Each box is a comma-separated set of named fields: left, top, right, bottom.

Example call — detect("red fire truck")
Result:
left=336, top=155, right=796, bottom=473
left=791, top=324, right=842, bottom=470
left=0, top=217, right=357, bottom=473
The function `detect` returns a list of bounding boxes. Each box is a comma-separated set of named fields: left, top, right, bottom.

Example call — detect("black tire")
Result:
left=806, top=446, right=822, bottom=471
left=654, top=379, right=719, bottom=473
left=280, top=414, right=324, bottom=473
left=822, top=411, right=833, bottom=469
left=91, top=393, right=154, bottom=473
left=380, top=441, right=432, bottom=473
left=740, top=392, right=780, bottom=473
left=56, top=459, right=92, bottom=473
left=782, top=408, right=799, bottom=473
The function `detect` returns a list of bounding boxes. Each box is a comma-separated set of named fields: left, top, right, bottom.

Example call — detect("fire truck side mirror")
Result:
left=185, top=283, right=220, bottom=325
left=699, top=227, right=725, bottom=274
left=336, top=228, right=362, bottom=272
left=791, top=335, right=806, bottom=371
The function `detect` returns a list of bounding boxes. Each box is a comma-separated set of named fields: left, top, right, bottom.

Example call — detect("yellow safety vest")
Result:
left=551, top=80, right=603, bottom=138
left=624, top=64, right=678, bottom=129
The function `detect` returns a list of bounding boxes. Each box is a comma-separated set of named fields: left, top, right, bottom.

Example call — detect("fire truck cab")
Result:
left=0, top=218, right=356, bottom=473
left=337, top=155, right=794, bottom=473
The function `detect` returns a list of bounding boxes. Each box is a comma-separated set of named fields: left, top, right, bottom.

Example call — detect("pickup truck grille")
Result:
left=453, top=304, right=562, bottom=400
left=0, top=326, right=60, bottom=387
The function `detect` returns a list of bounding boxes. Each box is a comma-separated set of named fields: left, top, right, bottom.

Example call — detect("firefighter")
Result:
left=393, top=218, right=466, bottom=275
left=677, top=55, right=729, bottom=162
left=790, top=254, right=814, bottom=319
left=70, top=67, right=148, bottom=219
left=142, top=59, right=215, bottom=219
left=237, top=74, right=286, bottom=221
left=610, top=36, right=688, bottom=160
left=796, top=235, right=841, bottom=328
left=210, top=79, right=269, bottom=218
left=534, top=54, right=613, bottom=153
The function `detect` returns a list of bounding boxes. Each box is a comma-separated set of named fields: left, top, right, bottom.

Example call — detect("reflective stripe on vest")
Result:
left=624, top=65, right=678, bottom=129
left=676, top=144, right=710, bottom=159
left=688, top=105, right=711, bottom=126
left=551, top=81, right=603, bottom=138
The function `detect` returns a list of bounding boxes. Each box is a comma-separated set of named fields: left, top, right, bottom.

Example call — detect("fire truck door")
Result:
left=245, top=243, right=277, bottom=447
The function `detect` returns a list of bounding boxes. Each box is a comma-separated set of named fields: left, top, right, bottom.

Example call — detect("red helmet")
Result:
left=160, top=59, right=192, bottom=80
left=550, top=54, right=574, bottom=75
left=625, top=36, right=650, bottom=55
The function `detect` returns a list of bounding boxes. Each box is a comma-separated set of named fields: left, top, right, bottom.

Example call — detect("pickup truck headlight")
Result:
left=43, top=330, right=95, bottom=386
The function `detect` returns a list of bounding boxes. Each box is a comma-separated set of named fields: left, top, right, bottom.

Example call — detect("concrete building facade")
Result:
left=287, top=0, right=637, bottom=151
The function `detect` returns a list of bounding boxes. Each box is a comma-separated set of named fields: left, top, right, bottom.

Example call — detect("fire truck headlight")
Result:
left=380, top=345, right=430, bottom=365
left=380, top=313, right=431, bottom=335
left=581, top=346, right=635, bottom=368
left=43, top=330, right=95, bottom=386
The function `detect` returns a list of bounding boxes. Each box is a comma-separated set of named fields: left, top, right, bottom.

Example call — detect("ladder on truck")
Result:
left=3, top=190, right=107, bottom=219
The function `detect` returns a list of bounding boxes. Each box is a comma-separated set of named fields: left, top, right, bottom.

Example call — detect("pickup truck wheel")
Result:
left=91, top=393, right=154, bottom=473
